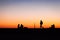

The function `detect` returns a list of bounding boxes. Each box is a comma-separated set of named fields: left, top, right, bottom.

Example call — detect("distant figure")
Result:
left=18, top=24, right=20, bottom=29
left=20, top=24, right=24, bottom=29
left=40, top=20, right=43, bottom=29
left=50, top=24, right=55, bottom=28
left=34, top=23, right=35, bottom=29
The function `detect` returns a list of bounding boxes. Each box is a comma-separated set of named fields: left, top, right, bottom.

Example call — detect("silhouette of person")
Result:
left=18, top=24, right=20, bottom=29
left=40, top=20, right=43, bottom=28
left=51, top=24, right=55, bottom=28
left=20, top=24, right=24, bottom=29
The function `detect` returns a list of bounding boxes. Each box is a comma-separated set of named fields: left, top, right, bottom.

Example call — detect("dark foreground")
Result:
left=0, top=28, right=60, bottom=39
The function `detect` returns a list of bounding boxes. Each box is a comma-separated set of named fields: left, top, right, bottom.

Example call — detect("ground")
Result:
left=0, top=28, right=60, bottom=39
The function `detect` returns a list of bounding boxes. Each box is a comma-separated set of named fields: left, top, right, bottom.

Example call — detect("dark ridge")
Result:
left=0, top=28, right=60, bottom=39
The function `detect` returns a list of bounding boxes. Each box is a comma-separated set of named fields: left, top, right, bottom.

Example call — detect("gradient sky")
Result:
left=0, top=0, right=60, bottom=28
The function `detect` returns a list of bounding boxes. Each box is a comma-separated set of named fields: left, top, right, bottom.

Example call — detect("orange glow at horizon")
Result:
left=0, top=18, right=60, bottom=28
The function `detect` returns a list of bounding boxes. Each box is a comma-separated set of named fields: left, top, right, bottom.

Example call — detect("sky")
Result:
left=0, top=0, right=60, bottom=28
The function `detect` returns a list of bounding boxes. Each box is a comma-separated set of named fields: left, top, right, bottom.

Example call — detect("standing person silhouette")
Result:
left=18, top=24, right=20, bottom=29
left=20, top=24, right=24, bottom=29
left=40, top=20, right=43, bottom=29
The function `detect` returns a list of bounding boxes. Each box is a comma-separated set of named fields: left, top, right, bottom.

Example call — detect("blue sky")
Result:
left=0, top=0, right=60, bottom=4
